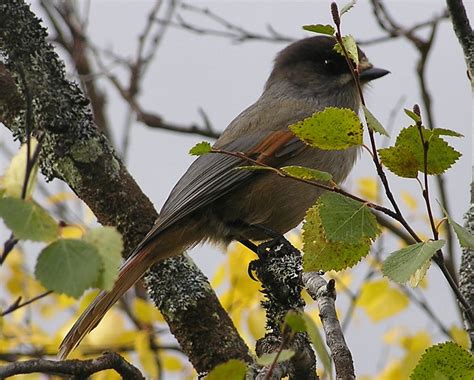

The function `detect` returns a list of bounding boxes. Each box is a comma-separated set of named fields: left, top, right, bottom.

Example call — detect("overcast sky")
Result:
left=1, top=1, right=472, bottom=377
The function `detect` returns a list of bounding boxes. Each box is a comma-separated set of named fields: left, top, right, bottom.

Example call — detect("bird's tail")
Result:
left=58, top=221, right=198, bottom=360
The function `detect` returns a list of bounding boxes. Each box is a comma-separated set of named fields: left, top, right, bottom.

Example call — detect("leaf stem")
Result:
left=330, top=2, right=472, bottom=329
left=415, top=111, right=438, bottom=240
left=332, top=12, right=420, bottom=243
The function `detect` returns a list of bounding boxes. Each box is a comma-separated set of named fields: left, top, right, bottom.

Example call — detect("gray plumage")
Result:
left=58, top=35, right=388, bottom=359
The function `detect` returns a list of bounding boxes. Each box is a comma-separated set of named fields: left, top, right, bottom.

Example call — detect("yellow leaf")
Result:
left=377, top=359, right=404, bottom=380
left=301, top=289, right=314, bottom=305
left=78, top=290, right=100, bottom=312
left=135, top=331, right=159, bottom=378
left=83, top=204, right=97, bottom=224
left=46, top=191, right=77, bottom=205
left=450, top=325, right=469, bottom=349
left=407, top=259, right=431, bottom=287
left=57, top=305, right=134, bottom=355
left=85, top=310, right=134, bottom=348
left=91, top=370, right=121, bottom=380
left=3, top=373, right=42, bottom=380
left=28, top=325, right=51, bottom=347
left=227, top=243, right=261, bottom=305
left=3, top=138, right=38, bottom=199
left=326, top=269, right=352, bottom=289
left=132, top=297, right=164, bottom=324
left=57, top=293, right=76, bottom=308
left=356, top=279, right=409, bottom=321
left=397, top=331, right=432, bottom=375
left=399, top=330, right=431, bottom=353
left=383, top=326, right=407, bottom=345
left=247, top=306, right=266, bottom=340
left=287, top=231, right=303, bottom=250
left=401, top=190, right=417, bottom=210
left=162, top=353, right=184, bottom=371
left=357, top=177, right=379, bottom=201
left=219, top=290, right=243, bottom=329
left=60, top=224, right=85, bottom=239
left=211, top=264, right=226, bottom=288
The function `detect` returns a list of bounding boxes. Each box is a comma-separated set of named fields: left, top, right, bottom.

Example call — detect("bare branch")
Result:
left=303, top=273, right=355, bottom=380
left=155, top=2, right=295, bottom=44
left=0, top=290, right=52, bottom=317
left=0, top=352, right=145, bottom=379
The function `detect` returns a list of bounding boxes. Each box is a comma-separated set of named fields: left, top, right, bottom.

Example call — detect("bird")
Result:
left=58, top=35, right=389, bottom=359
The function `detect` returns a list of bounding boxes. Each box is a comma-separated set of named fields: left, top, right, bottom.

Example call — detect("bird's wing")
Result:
left=147, top=130, right=306, bottom=239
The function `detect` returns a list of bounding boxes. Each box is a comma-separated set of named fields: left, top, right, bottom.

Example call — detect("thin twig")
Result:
left=333, top=0, right=473, bottom=328
left=0, top=291, right=53, bottom=317
left=155, top=2, right=294, bottom=44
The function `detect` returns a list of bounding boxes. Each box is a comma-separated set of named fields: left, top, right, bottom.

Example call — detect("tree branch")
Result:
left=303, top=273, right=355, bottom=380
left=446, top=0, right=473, bottom=82
left=251, top=238, right=317, bottom=379
left=0, top=0, right=250, bottom=372
left=0, top=352, right=145, bottom=379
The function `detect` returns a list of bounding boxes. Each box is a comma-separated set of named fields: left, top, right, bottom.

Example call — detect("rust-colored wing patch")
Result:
left=249, top=130, right=300, bottom=163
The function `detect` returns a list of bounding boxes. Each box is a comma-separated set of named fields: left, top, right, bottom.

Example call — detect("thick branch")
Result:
left=446, top=0, right=474, bottom=81
left=0, top=0, right=250, bottom=372
left=252, top=238, right=317, bottom=380
left=0, top=352, right=144, bottom=379
left=460, top=203, right=474, bottom=350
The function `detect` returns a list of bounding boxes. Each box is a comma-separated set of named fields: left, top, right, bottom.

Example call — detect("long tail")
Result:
left=57, top=241, right=158, bottom=359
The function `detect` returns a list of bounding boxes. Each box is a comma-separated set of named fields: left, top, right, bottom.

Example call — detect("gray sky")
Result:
left=1, top=0, right=472, bottom=377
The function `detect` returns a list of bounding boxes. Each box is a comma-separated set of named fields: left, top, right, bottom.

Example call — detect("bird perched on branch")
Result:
left=59, top=35, right=388, bottom=359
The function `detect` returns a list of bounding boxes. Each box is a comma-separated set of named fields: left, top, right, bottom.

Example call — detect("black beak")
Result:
left=359, top=67, right=390, bottom=82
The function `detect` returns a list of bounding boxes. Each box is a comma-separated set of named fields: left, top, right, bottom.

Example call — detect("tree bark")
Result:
left=0, top=0, right=251, bottom=372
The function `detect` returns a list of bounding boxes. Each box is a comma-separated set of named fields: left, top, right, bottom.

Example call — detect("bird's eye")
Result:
left=324, top=59, right=332, bottom=66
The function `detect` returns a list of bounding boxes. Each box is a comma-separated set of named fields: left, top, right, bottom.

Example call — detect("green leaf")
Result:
left=432, top=128, right=463, bottom=137
left=378, top=146, right=419, bottom=178
left=84, top=227, right=124, bottom=291
left=207, top=359, right=247, bottom=380
left=303, top=24, right=335, bottom=35
left=362, top=105, right=389, bottom=137
left=189, top=141, right=212, bottom=156
left=404, top=108, right=421, bottom=123
left=334, top=35, right=359, bottom=65
left=398, top=126, right=461, bottom=175
left=281, top=166, right=333, bottom=182
left=438, top=202, right=474, bottom=249
left=302, top=313, right=333, bottom=379
left=340, top=0, right=357, bottom=16
left=0, top=197, right=58, bottom=242
left=285, top=311, right=306, bottom=333
left=289, top=107, right=363, bottom=150
left=3, top=139, right=39, bottom=199
left=303, top=204, right=372, bottom=271
left=382, top=240, right=445, bottom=286
left=35, top=239, right=102, bottom=298
left=450, top=221, right=474, bottom=249
left=379, top=126, right=461, bottom=177
left=410, top=342, right=474, bottom=380
left=318, top=192, right=380, bottom=243
left=257, top=349, right=295, bottom=366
